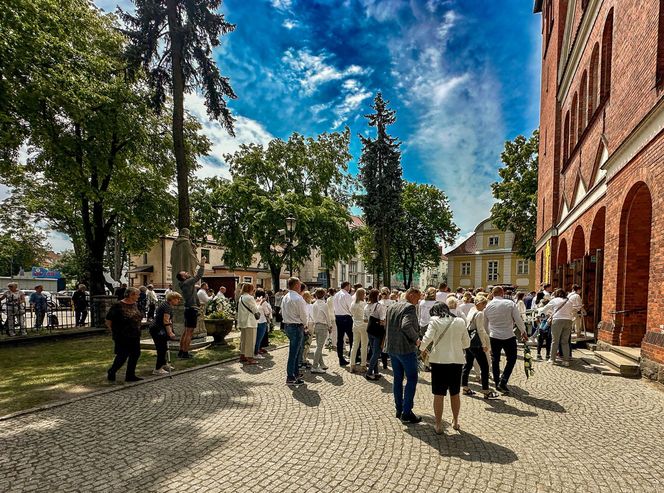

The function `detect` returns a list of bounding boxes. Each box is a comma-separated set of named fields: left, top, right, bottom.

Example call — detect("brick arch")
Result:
left=589, top=207, right=606, bottom=252
left=557, top=238, right=568, bottom=266
left=615, top=182, right=652, bottom=347
left=570, top=225, right=586, bottom=262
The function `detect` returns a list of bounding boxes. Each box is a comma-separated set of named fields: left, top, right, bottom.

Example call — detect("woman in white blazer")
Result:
left=238, top=284, right=262, bottom=365
left=420, top=302, right=470, bottom=434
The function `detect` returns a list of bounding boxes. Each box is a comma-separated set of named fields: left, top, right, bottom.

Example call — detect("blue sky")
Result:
left=88, top=0, right=542, bottom=251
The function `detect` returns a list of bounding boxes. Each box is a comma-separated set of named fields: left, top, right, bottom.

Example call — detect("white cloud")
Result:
left=358, top=0, right=403, bottom=22
left=282, top=48, right=370, bottom=95
left=184, top=92, right=274, bottom=179
left=332, top=84, right=372, bottom=128
left=283, top=19, right=299, bottom=30
left=271, top=0, right=293, bottom=9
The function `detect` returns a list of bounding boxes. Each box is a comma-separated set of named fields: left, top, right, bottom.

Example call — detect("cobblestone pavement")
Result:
left=1, top=345, right=664, bottom=493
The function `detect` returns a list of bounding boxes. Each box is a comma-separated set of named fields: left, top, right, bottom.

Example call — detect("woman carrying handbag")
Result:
left=420, top=302, right=470, bottom=434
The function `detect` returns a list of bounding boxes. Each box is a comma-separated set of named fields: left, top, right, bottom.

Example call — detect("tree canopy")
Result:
left=491, top=130, right=539, bottom=261
left=120, top=0, right=237, bottom=231
left=394, top=182, right=459, bottom=289
left=191, top=130, right=356, bottom=290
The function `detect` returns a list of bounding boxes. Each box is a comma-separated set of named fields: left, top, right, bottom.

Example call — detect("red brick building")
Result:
left=534, top=0, right=664, bottom=380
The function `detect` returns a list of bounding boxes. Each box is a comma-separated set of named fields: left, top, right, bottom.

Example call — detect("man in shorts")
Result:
left=176, top=256, right=206, bottom=359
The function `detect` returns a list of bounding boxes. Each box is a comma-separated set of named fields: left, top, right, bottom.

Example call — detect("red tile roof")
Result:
left=446, top=234, right=477, bottom=256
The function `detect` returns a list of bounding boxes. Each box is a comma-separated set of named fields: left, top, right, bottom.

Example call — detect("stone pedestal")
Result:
left=172, top=305, right=207, bottom=340
left=91, top=295, right=117, bottom=328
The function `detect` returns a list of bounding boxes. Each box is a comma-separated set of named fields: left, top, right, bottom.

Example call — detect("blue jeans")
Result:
left=390, top=352, right=419, bottom=415
left=255, top=322, right=268, bottom=355
left=367, top=334, right=383, bottom=376
left=284, top=323, right=304, bottom=380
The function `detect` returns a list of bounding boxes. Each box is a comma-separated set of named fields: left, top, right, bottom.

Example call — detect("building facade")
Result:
left=446, top=218, right=536, bottom=292
left=417, top=249, right=448, bottom=291
left=128, top=235, right=275, bottom=295
left=534, top=0, right=664, bottom=380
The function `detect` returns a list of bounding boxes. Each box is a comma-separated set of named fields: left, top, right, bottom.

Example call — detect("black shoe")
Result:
left=178, top=352, right=193, bottom=359
left=396, top=411, right=402, bottom=419
left=126, top=376, right=144, bottom=382
left=401, top=413, right=423, bottom=424
left=107, top=370, right=116, bottom=382
left=497, top=383, right=510, bottom=394
left=365, top=374, right=378, bottom=381
left=339, top=360, right=349, bottom=367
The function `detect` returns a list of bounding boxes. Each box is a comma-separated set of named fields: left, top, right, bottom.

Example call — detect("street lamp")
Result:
left=370, top=250, right=378, bottom=288
left=285, top=216, right=296, bottom=277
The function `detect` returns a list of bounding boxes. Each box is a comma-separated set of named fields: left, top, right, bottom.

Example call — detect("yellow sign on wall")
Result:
left=543, top=240, right=551, bottom=284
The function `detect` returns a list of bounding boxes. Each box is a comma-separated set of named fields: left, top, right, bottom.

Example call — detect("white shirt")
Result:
left=312, top=299, right=331, bottom=326
left=281, top=290, right=309, bottom=325
left=483, top=296, right=526, bottom=340
left=538, top=297, right=577, bottom=321
left=258, top=300, right=272, bottom=324
left=435, top=291, right=447, bottom=303
left=214, top=291, right=226, bottom=300
left=364, top=302, right=386, bottom=322
left=379, top=298, right=395, bottom=308
left=274, top=291, right=284, bottom=307
left=450, top=307, right=467, bottom=324
left=333, top=289, right=352, bottom=316
left=516, top=300, right=527, bottom=321
left=568, top=292, right=583, bottom=312
left=421, top=316, right=469, bottom=364
left=458, top=302, right=474, bottom=318
left=418, top=299, right=436, bottom=327
left=466, top=306, right=490, bottom=349
left=351, top=300, right=366, bottom=324
left=197, top=288, right=211, bottom=305
left=237, top=294, right=259, bottom=329
left=326, top=296, right=336, bottom=326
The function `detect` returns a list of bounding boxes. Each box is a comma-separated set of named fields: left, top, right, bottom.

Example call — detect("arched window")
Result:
left=570, top=93, right=578, bottom=151
left=600, top=9, right=614, bottom=101
left=589, top=44, right=599, bottom=116
left=578, top=71, right=587, bottom=138
left=563, top=111, right=570, bottom=162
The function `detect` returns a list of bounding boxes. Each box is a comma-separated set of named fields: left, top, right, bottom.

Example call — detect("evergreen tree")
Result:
left=358, top=93, right=403, bottom=288
left=120, top=0, right=237, bottom=231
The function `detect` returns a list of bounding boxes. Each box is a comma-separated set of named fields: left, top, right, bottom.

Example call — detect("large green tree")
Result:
left=491, top=130, right=539, bottom=260
left=0, top=1, right=209, bottom=295
left=394, top=182, right=459, bottom=289
left=358, top=93, right=403, bottom=288
left=121, top=0, right=237, bottom=231
left=0, top=202, right=50, bottom=277
left=191, top=131, right=356, bottom=290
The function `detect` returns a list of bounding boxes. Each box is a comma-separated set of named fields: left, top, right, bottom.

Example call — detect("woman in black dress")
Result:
left=149, top=292, right=182, bottom=375
left=106, top=287, right=144, bottom=382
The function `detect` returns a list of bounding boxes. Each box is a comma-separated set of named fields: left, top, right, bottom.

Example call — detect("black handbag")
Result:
left=366, top=305, right=384, bottom=337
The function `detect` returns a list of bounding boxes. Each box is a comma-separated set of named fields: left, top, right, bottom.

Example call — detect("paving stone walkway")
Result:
left=1, top=345, right=664, bottom=492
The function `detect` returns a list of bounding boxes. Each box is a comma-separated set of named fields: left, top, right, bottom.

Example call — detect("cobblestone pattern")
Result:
left=1, top=347, right=664, bottom=492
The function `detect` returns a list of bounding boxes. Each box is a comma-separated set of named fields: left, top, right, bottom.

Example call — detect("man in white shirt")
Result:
left=483, top=286, right=528, bottom=394
left=197, top=282, right=211, bottom=305
left=568, top=284, right=584, bottom=337
left=435, top=282, right=449, bottom=303
left=281, top=277, right=309, bottom=385
left=333, top=281, right=354, bottom=366
left=214, top=286, right=227, bottom=300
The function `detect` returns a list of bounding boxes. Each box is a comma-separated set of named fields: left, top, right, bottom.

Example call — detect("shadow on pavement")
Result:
left=509, top=388, right=566, bottom=413
left=403, top=424, right=518, bottom=464
left=482, top=397, right=538, bottom=417
left=291, top=385, right=321, bottom=407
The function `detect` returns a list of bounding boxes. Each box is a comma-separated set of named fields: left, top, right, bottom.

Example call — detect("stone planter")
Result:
left=204, top=319, right=234, bottom=345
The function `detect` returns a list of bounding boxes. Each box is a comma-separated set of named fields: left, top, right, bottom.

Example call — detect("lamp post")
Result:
left=370, top=250, right=378, bottom=288
left=285, top=216, right=296, bottom=277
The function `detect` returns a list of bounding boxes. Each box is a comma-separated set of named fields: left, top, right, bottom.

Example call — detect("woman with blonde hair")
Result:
left=349, top=288, right=368, bottom=373
left=458, top=292, right=475, bottom=319
left=446, top=296, right=467, bottom=324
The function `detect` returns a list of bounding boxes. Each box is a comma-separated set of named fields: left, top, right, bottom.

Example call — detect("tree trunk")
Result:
left=167, top=0, right=189, bottom=231
left=269, top=262, right=281, bottom=291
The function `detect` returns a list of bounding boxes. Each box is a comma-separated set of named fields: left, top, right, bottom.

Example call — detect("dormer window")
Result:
left=489, top=236, right=499, bottom=247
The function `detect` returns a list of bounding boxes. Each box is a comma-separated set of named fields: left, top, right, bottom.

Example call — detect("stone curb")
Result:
left=0, top=344, right=289, bottom=422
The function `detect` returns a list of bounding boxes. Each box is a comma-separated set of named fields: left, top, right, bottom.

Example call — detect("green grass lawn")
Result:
left=0, top=329, right=288, bottom=416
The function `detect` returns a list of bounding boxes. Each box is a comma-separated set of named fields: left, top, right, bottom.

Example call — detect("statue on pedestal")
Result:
left=170, top=228, right=199, bottom=295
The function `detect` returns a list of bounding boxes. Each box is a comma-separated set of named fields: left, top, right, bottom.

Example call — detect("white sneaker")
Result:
left=165, top=364, right=175, bottom=371
left=311, top=368, right=326, bottom=374
left=547, top=359, right=555, bottom=365
left=152, top=368, right=169, bottom=375
left=254, top=354, right=265, bottom=360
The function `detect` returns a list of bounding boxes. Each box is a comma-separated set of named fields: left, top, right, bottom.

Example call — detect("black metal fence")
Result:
left=1, top=295, right=92, bottom=337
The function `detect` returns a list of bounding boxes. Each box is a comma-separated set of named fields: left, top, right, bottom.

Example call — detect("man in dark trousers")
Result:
left=72, top=284, right=88, bottom=327
left=175, top=256, right=206, bottom=359
left=385, top=287, right=422, bottom=424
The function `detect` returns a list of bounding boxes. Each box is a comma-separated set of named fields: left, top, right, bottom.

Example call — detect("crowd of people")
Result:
left=102, top=260, right=585, bottom=433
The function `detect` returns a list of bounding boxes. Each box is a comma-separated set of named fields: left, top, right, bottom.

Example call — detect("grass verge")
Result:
left=0, top=329, right=288, bottom=416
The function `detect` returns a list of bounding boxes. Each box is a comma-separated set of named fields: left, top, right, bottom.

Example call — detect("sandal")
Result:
left=484, top=391, right=500, bottom=400
left=462, top=388, right=476, bottom=396
left=452, top=423, right=461, bottom=431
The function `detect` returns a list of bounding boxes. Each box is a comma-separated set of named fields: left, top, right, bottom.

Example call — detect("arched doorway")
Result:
left=588, top=208, right=606, bottom=334
left=569, top=225, right=586, bottom=292
left=556, top=238, right=568, bottom=289
left=616, top=183, right=652, bottom=347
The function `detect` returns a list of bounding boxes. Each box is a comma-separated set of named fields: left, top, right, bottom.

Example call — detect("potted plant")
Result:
left=204, top=297, right=236, bottom=345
